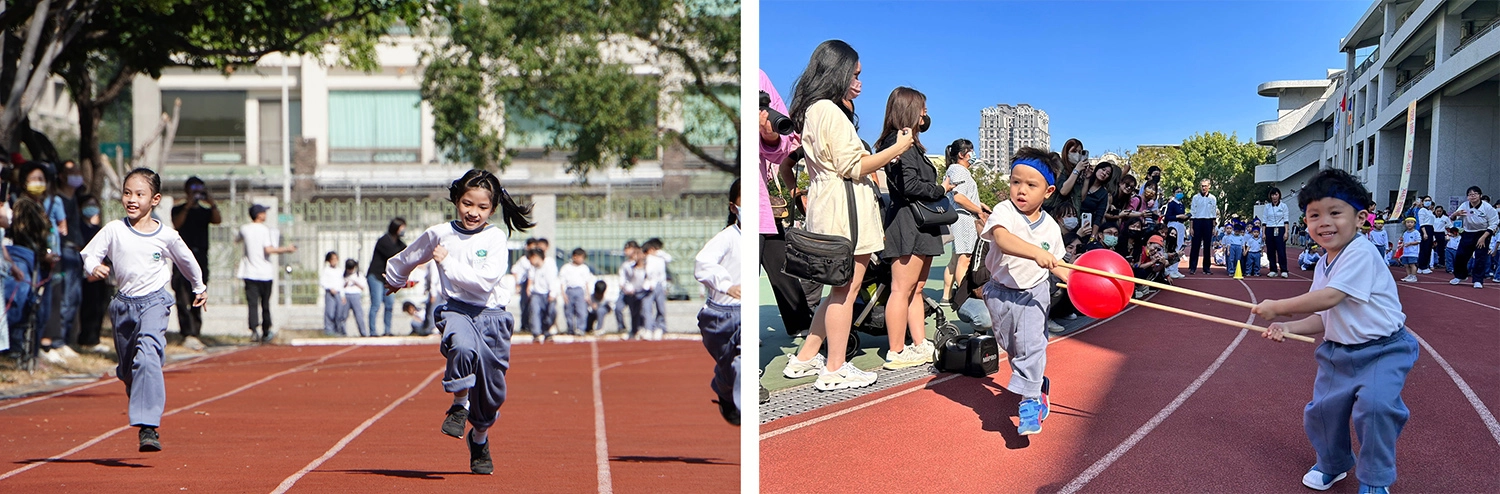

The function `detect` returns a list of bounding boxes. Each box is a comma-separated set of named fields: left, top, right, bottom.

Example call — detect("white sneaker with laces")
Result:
left=1281, top=272, right=1289, bottom=278
left=882, top=346, right=926, bottom=370
left=917, top=339, right=935, bottom=363
left=815, top=362, right=877, bottom=391
left=183, top=336, right=206, bottom=351
left=54, top=345, right=80, bottom=360
left=1475, top=282, right=1484, bottom=289
left=1401, top=275, right=1417, bottom=283
left=782, top=353, right=826, bottom=378
left=1418, top=269, right=1432, bottom=274
left=41, top=349, right=66, bottom=365
left=89, top=344, right=110, bottom=354
left=1450, top=278, right=1463, bottom=285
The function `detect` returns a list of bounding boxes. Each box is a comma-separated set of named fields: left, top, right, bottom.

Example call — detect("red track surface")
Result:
left=761, top=265, right=1499, bottom=493
left=0, top=340, right=738, bottom=493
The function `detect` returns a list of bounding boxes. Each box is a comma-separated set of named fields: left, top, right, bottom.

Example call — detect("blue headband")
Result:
left=1012, top=158, right=1055, bottom=186
left=1329, top=191, right=1368, bottom=212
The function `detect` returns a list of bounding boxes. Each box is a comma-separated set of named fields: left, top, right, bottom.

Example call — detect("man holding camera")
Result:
left=171, top=176, right=220, bottom=350
left=758, top=70, right=820, bottom=338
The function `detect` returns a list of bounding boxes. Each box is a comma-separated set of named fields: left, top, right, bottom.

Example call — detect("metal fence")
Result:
left=102, top=195, right=728, bottom=306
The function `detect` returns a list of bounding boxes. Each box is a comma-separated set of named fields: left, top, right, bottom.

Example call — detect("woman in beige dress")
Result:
left=780, top=40, right=913, bottom=391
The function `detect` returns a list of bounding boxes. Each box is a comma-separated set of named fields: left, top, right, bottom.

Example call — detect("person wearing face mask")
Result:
left=1061, top=159, right=1117, bottom=232
left=1044, top=138, right=1086, bottom=215
left=782, top=39, right=914, bottom=391
left=170, top=176, right=220, bottom=351
left=76, top=194, right=113, bottom=352
left=25, top=162, right=76, bottom=362
left=1164, top=187, right=1187, bottom=278
left=1411, top=195, right=1437, bottom=274
left=368, top=218, right=409, bottom=336
left=941, top=138, right=989, bottom=306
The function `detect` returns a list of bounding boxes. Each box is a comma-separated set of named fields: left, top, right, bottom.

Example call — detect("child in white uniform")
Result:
left=383, top=169, right=534, bottom=475
left=81, top=168, right=207, bottom=452
left=694, top=180, right=741, bottom=426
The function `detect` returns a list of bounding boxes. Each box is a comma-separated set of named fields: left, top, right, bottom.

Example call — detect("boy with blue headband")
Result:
left=1254, top=169, right=1418, bottom=494
left=978, top=147, right=1070, bottom=436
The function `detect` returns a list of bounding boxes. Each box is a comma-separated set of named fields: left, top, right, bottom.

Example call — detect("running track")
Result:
left=0, top=340, right=737, bottom=493
left=760, top=264, right=1499, bottom=492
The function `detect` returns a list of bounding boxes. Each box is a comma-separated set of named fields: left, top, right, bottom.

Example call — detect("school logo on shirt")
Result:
left=476, top=250, right=488, bottom=258
left=152, top=252, right=162, bottom=262
left=1042, top=242, right=1051, bottom=251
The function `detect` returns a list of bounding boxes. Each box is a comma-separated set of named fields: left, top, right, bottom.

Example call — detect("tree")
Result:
left=48, top=0, right=429, bottom=195
left=422, top=0, right=739, bottom=176
left=1176, top=132, right=1269, bottom=219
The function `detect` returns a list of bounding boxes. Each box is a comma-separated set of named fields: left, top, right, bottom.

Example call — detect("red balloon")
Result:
left=1067, top=249, right=1136, bottom=318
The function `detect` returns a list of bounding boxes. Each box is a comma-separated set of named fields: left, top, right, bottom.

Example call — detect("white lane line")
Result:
left=1397, top=283, right=1500, bottom=311
left=271, top=366, right=444, bottom=493
left=1406, top=327, right=1500, bottom=446
left=599, top=355, right=690, bottom=372
left=0, top=347, right=247, bottom=412
left=0, top=346, right=358, bottom=481
left=592, top=341, right=613, bottom=494
left=1056, top=280, right=1259, bottom=494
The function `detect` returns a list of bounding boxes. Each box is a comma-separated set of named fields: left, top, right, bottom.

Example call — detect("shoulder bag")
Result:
left=782, top=180, right=859, bottom=286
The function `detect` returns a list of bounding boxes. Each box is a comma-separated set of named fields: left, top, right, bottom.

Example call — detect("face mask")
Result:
left=26, top=183, right=45, bottom=196
left=732, top=205, right=741, bottom=226
left=919, top=115, right=931, bottom=133
left=67, top=175, right=83, bottom=188
left=846, top=78, right=862, bottom=101
left=1175, top=193, right=1184, bottom=201
left=1102, top=235, right=1118, bottom=247
left=82, top=206, right=100, bottom=218
left=1068, top=152, right=1082, bottom=164
left=1424, top=200, right=1433, bottom=207
left=1062, top=217, right=1079, bottom=230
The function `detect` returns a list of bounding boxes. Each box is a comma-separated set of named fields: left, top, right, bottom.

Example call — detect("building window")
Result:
left=163, top=90, right=246, bottom=164
left=328, top=90, right=422, bottom=163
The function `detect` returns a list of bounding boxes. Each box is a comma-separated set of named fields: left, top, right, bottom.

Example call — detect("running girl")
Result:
left=80, top=168, right=207, bottom=452
left=383, top=169, right=533, bottom=475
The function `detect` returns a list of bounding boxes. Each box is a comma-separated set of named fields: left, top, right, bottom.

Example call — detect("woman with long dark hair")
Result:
left=1044, top=138, right=1086, bottom=214
left=875, top=87, right=952, bottom=370
left=942, top=138, right=987, bottom=305
left=781, top=40, right=914, bottom=391
left=1064, top=160, right=1117, bottom=231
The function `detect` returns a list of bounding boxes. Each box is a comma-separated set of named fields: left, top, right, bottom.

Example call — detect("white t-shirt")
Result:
left=694, top=225, right=740, bottom=306
left=235, top=222, right=276, bottom=281
left=558, top=262, right=595, bottom=291
left=1400, top=230, right=1420, bottom=257
left=384, top=221, right=511, bottom=308
left=1455, top=200, right=1500, bottom=233
left=81, top=218, right=205, bottom=298
left=320, top=265, right=344, bottom=294
left=1311, top=235, right=1405, bottom=345
left=981, top=200, right=1065, bottom=290
left=342, top=272, right=367, bottom=294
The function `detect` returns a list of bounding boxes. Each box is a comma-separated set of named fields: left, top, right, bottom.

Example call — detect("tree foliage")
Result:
left=1130, top=132, right=1268, bottom=219
left=422, top=0, right=739, bottom=176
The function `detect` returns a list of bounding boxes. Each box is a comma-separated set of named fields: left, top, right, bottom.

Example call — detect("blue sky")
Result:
left=760, top=1, right=1369, bottom=158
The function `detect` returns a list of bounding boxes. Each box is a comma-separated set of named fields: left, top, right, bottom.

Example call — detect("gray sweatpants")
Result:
left=1306, top=329, right=1419, bottom=487
left=697, top=301, right=740, bottom=408
left=564, top=287, right=588, bottom=335
left=111, top=289, right=175, bottom=427
left=984, top=280, right=1051, bottom=398
left=437, top=299, right=514, bottom=429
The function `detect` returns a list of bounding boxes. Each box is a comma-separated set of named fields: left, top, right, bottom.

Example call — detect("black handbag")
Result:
left=782, top=180, right=859, bottom=286
left=911, top=195, right=959, bottom=227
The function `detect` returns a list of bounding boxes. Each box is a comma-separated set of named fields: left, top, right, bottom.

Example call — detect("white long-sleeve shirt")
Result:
left=1190, top=193, right=1218, bottom=220
left=320, top=265, right=344, bottom=294
left=342, top=272, right=368, bottom=294
left=81, top=218, right=205, bottom=297
left=558, top=262, right=595, bottom=291
left=1262, top=202, right=1288, bottom=228
left=384, top=221, right=510, bottom=308
left=645, top=253, right=668, bottom=289
left=1454, top=200, right=1500, bottom=234
left=619, top=260, right=641, bottom=295
left=694, top=225, right=740, bottom=306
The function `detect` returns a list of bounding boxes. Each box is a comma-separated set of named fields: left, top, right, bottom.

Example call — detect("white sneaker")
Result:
left=1401, top=275, right=1417, bottom=283
left=182, top=336, right=206, bottom=351
left=1475, top=282, right=1484, bottom=289
left=89, top=344, right=110, bottom=354
left=782, top=353, right=826, bottom=378
left=54, top=345, right=80, bottom=360
left=1281, top=272, right=1289, bottom=278
left=1046, top=319, right=1066, bottom=334
left=882, top=346, right=926, bottom=370
left=41, top=349, right=66, bottom=365
left=1450, top=278, right=1463, bottom=285
left=1168, top=272, right=1184, bottom=279
left=1302, top=467, right=1347, bottom=491
left=1418, top=269, right=1432, bottom=274
left=917, top=339, right=936, bottom=363
left=815, top=362, right=877, bottom=391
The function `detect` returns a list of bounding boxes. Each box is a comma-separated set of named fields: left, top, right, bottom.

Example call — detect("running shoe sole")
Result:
left=442, top=405, right=469, bottom=438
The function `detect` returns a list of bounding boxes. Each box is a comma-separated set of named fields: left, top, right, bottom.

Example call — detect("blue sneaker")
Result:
left=1018, top=398, right=1044, bottom=435
left=1358, top=485, right=1389, bottom=494
left=1301, top=467, right=1347, bottom=491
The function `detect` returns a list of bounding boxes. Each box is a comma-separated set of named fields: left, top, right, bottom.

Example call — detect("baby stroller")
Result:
left=824, top=256, right=958, bottom=361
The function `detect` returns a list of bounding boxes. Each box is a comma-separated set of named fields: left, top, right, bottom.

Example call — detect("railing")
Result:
left=555, top=194, right=729, bottom=220
left=166, top=137, right=246, bottom=164
left=329, top=147, right=421, bottom=164
left=1352, top=48, right=1380, bottom=79
left=1452, top=17, right=1500, bottom=56
left=1388, top=63, right=1434, bottom=102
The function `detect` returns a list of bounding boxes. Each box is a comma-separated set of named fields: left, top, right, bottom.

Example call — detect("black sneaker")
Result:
left=714, top=399, right=740, bottom=426
left=467, top=430, right=493, bottom=475
left=442, top=405, right=468, bottom=438
left=138, top=427, right=161, bottom=452
left=759, top=385, right=770, bottom=404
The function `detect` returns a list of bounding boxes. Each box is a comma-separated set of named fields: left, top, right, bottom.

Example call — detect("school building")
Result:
left=1256, top=0, right=1500, bottom=219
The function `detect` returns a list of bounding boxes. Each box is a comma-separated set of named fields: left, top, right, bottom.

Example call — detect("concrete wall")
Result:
left=1429, top=81, right=1500, bottom=204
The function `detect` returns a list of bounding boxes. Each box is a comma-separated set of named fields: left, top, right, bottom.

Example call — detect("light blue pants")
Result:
left=437, top=300, right=513, bottom=429
left=1247, top=252, right=1262, bottom=276
left=367, top=274, right=395, bottom=336
left=984, top=281, right=1051, bottom=398
left=957, top=298, right=992, bottom=332
left=526, top=292, right=549, bottom=337
left=344, top=293, right=369, bottom=337
left=697, top=301, right=740, bottom=408
left=110, top=289, right=174, bottom=427
left=653, top=284, right=668, bottom=331
left=564, top=287, right=588, bottom=335
left=1227, top=245, right=1245, bottom=275
left=323, top=292, right=343, bottom=335
left=1306, top=329, right=1419, bottom=487
left=629, top=290, right=656, bottom=338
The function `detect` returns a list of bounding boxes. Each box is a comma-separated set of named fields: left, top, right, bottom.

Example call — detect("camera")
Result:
left=759, top=91, right=794, bottom=135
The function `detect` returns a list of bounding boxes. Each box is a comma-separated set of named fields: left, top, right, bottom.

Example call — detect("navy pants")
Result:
left=1266, top=226, right=1288, bottom=273
left=1453, top=231, right=1491, bottom=283
left=1189, top=218, right=1216, bottom=273
left=697, top=301, right=740, bottom=409
left=629, top=290, right=656, bottom=338
left=437, top=300, right=514, bottom=429
left=564, top=287, right=587, bottom=335
left=1417, top=226, right=1435, bottom=270
left=1306, top=330, right=1418, bottom=487
left=110, top=289, right=174, bottom=427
